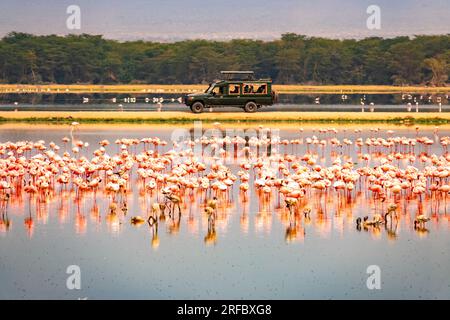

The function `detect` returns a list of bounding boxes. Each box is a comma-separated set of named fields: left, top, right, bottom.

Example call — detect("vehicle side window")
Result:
left=257, top=84, right=267, bottom=94
left=243, top=83, right=267, bottom=94
left=212, top=86, right=221, bottom=95
left=228, top=84, right=240, bottom=95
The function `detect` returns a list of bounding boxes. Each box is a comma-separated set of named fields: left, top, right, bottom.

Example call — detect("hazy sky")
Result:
left=0, top=0, right=449, bottom=41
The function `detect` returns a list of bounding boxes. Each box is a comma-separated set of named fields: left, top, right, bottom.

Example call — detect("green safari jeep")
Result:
left=184, top=71, right=276, bottom=113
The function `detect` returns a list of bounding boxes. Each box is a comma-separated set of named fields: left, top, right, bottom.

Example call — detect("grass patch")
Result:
left=0, top=115, right=449, bottom=125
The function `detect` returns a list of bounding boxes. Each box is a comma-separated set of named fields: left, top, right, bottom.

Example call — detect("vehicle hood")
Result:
left=186, top=92, right=209, bottom=97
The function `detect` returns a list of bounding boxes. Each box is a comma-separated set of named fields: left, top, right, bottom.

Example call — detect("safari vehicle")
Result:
left=184, top=71, right=276, bottom=113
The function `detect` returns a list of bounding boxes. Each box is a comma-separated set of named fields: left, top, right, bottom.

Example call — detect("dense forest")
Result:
left=0, top=32, right=448, bottom=85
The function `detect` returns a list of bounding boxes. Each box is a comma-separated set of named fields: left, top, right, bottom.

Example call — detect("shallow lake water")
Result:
left=0, top=92, right=448, bottom=112
left=0, top=123, right=450, bottom=299
left=0, top=103, right=448, bottom=113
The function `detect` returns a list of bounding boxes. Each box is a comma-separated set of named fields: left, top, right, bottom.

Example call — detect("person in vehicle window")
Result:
left=214, top=86, right=225, bottom=95
left=257, top=85, right=266, bottom=94
left=244, top=84, right=254, bottom=94
left=230, top=85, right=239, bottom=94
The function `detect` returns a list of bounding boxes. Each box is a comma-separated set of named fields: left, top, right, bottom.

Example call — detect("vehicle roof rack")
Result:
left=220, top=70, right=255, bottom=80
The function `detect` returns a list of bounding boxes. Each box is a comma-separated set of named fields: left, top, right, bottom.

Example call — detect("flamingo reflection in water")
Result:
left=0, top=188, right=11, bottom=232
left=1, top=125, right=450, bottom=246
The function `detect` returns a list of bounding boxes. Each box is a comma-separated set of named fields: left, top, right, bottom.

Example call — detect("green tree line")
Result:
left=0, top=32, right=448, bottom=85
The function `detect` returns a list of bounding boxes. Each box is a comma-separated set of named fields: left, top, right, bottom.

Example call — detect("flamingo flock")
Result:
left=1, top=124, right=450, bottom=245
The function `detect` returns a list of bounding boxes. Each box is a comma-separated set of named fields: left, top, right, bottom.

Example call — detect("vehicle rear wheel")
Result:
left=244, top=101, right=257, bottom=113
left=190, top=101, right=204, bottom=113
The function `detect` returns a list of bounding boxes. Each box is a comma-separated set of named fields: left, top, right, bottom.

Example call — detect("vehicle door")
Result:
left=208, top=85, right=226, bottom=105
left=223, top=83, right=241, bottom=105
left=243, top=82, right=270, bottom=105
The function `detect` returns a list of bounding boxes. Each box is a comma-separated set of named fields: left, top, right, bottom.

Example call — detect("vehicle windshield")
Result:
left=205, top=84, right=215, bottom=93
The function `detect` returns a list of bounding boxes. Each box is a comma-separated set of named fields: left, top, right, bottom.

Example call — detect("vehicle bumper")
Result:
left=184, top=95, right=192, bottom=106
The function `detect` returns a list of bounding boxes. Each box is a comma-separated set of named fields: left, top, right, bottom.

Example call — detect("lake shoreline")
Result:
left=0, top=84, right=448, bottom=95
left=1, top=111, right=450, bottom=124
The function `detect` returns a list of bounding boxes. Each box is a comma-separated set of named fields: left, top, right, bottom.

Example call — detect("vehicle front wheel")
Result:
left=190, top=102, right=204, bottom=113
left=244, top=101, right=257, bottom=113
